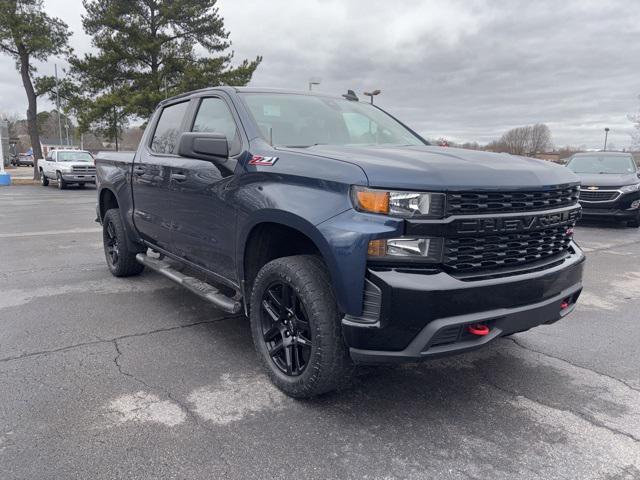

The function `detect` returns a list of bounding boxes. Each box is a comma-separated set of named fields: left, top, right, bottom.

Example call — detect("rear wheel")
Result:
left=40, top=170, right=49, bottom=186
left=250, top=255, right=352, bottom=398
left=56, top=171, right=66, bottom=190
left=102, top=209, right=145, bottom=277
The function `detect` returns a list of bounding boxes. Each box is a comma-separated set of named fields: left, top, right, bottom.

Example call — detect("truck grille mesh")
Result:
left=444, top=225, right=573, bottom=272
left=446, top=186, right=579, bottom=215
left=578, top=190, right=619, bottom=202
left=72, top=165, right=96, bottom=174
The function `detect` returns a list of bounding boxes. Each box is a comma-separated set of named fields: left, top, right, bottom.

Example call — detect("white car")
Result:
left=39, top=149, right=96, bottom=189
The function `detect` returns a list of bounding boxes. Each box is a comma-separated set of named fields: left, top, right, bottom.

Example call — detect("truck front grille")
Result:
left=443, top=225, right=573, bottom=272
left=446, top=186, right=579, bottom=215
left=578, top=190, right=619, bottom=202
left=72, top=165, right=96, bottom=174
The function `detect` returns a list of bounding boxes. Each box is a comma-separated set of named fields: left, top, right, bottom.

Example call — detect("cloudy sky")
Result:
left=1, top=0, right=639, bottom=149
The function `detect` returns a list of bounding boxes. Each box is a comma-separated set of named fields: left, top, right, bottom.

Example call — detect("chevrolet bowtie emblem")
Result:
left=586, top=186, right=598, bottom=190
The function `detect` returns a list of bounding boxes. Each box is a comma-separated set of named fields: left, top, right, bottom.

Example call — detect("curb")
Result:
left=10, top=178, right=39, bottom=185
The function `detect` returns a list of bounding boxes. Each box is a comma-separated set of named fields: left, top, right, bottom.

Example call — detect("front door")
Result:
left=132, top=100, right=189, bottom=251
left=169, top=96, right=243, bottom=283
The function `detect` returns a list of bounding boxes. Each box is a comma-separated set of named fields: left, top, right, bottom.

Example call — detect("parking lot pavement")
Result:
left=1, top=185, right=639, bottom=480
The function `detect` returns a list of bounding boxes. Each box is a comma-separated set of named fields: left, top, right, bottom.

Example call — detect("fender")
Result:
left=237, top=208, right=403, bottom=316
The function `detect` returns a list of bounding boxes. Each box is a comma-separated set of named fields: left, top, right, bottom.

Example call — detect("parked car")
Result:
left=96, top=87, right=585, bottom=398
left=11, top=153, right=34, bottom=167
left=566, top=152, right=640, bottom=227
left=39, top=149, right=96, bottom=189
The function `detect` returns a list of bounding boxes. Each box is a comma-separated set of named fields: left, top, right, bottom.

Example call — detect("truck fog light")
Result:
left=368, top=237, right=443, bottom=262
left=630, top=200, right=640, bottom=210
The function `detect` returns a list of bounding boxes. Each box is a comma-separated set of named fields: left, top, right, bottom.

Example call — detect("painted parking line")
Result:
left=0, top=227, right=101, bottom=238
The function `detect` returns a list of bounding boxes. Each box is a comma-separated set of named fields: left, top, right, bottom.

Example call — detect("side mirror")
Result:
left=177, top=132, right=229, bottom=162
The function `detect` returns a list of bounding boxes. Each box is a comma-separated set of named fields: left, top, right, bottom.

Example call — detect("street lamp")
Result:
left=308, top=77, right=321, bottom=91
left=363, top=89, right=381, bottom=105
left=603, top=127, right=610, bottom=151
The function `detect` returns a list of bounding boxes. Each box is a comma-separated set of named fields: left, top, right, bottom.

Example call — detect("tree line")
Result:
left=0, top=0, right=261, bottom=178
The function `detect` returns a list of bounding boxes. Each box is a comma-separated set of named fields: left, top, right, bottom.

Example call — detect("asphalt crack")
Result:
left=477, top=363, right=640, bottom=444
left=0, top=315, right=243, bottom=364
left=110, top=338, right=234, bottom=477
left=508, top=337, right=640, bottom=393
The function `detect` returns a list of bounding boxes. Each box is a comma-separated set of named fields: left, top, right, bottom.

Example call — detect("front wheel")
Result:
left=250, top=255, right=352, bottom=398
left=56, top=171, right=66, bottom=190
left=102, top=209, right=145, bottom=277
left=40, top=170, right=49, bottom=186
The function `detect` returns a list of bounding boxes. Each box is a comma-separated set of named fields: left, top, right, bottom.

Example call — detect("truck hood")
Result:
left=572, top=172, right=640, bottom=188
left=282, top=145, right=579, bottom=190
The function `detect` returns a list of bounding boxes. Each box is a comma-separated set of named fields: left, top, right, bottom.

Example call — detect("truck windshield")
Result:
left=57, top=151, right=93, bottom=162
left=240, top=93, right=425, bottom=148
left=567, top=155, right=636, bottom=174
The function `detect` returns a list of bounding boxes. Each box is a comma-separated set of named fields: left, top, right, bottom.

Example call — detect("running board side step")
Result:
left=136, top=253, right=242, bottom=314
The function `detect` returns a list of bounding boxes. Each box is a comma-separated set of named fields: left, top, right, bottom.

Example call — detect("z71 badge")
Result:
left=249, top=155, right=278, bottom=166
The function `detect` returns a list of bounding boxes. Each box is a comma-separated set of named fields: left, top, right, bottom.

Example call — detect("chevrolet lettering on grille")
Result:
left=456, top=209, right=579, bottom=235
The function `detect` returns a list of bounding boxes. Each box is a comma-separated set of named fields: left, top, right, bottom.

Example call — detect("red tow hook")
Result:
left=467, top=324, right=490, bottom=336
left=560, top=299, right=570, bottom=310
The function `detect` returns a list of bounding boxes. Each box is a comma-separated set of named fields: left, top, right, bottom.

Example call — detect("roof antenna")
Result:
left=342, top=90, right=359, bottom=101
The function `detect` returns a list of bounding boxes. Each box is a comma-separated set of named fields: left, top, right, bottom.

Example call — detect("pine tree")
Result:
left=70, top=0, right=261, bottom=143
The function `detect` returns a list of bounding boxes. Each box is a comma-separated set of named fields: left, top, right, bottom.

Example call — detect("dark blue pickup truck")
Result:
left=96, top=87, right=585, bottom=397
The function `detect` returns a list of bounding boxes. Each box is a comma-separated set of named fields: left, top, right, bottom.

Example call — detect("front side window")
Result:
left=567, top=155, right=637, bottom=174
left=240, top=93, right=425, bottom=148
left=151, top=101, right=189, bottom=154
left=192, top=97, right=241, bottom=155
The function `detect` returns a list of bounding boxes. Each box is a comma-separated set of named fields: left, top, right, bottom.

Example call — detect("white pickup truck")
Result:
left=39, top=149, right=96, bottom=189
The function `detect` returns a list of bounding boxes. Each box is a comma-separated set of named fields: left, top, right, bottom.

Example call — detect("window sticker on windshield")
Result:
left=263, top=105, right=281, bottom=117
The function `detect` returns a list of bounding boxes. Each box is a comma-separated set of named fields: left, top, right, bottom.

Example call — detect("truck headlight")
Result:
left=620, top=183, right=640, bottom=193
left=368, top=237, right=444, bottom=262
left=60, top=165, right=73, bottom=173
left=351, top=186, right=445, bottom=218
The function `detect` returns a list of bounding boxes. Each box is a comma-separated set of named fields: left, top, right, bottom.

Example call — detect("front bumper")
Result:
left=61, top=173, right=96, bottom=182
left=579, top=191, right=640, bottom=220
left=344, top=244, right=585, bottom=364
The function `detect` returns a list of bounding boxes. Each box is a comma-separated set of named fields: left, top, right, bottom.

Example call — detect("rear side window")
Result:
left=192, top=97, right=242, bottom=155
left=151, top=101, right=189, bottom=154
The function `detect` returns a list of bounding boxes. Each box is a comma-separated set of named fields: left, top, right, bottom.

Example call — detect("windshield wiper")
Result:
left=282, top=143, right=327, bottom=148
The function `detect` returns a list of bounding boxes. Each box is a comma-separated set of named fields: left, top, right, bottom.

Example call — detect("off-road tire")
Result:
left=40, top=170, right=49, bottom=186
left=102, top=209, right=144, bottom=277
left=250, top=255, right=353, bottom=398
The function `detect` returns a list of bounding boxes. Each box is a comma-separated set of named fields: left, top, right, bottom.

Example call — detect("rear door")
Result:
left=131, top=100, right=190, bottom=251
left=168, top=95, right=244, bottom=283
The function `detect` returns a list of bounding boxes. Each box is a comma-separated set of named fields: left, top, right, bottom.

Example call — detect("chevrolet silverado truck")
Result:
left=96, top=87, right=585, bottom=398
left=39, top=149, right=96, bottom=189
left=566, top=151, right=640, bottom=227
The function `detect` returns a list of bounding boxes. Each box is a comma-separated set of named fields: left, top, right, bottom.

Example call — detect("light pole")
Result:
left=603, top=127, right=610, bottom=151
left=363, top=89, right=381, bottom=105
left=308, top=77, right=321, bottom=91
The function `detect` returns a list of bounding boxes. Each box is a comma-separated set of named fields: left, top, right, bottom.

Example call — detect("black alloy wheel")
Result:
left=261, top=281, right=313, bottom=376
left=104, top=218, right=120, bottom=267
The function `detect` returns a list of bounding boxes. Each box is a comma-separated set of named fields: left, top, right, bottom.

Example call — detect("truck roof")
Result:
left=158, top=86, right=358, bottom=107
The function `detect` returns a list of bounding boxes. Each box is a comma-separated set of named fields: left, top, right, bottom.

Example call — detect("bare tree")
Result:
left=528, top=123, right=552, bottom=155
left=500, top=126, right=531, bottom=156
left=497, top=123, right=553, bottom=156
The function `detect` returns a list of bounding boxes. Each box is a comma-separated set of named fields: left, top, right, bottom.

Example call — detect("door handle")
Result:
left=133, top=167, right=145, bottom=176
left=170, top=172, right=187, bottom=181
